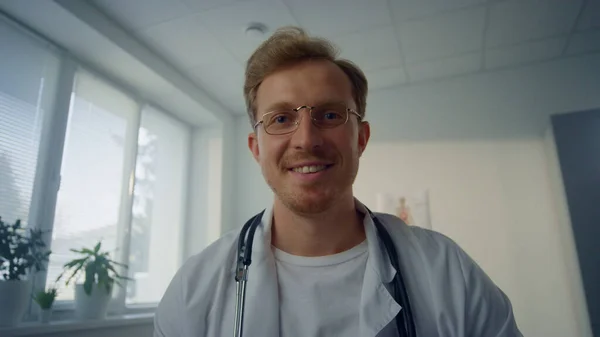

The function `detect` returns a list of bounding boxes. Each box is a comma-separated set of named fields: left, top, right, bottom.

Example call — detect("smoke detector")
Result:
left=244, top=22, right=268, bottom=40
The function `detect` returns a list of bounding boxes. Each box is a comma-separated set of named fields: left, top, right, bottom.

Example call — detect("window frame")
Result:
left=0, top=13, right=189, bottom=322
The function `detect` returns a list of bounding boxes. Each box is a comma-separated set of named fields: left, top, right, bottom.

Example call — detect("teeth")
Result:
left=292, top=165, right=327, bottom=173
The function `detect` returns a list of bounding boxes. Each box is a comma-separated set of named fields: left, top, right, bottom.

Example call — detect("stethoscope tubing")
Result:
left=234, top=209, right=415, bottom=337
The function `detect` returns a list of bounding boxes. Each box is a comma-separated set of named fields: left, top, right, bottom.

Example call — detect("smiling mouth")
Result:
left=290, top=164, right=333, bottom=174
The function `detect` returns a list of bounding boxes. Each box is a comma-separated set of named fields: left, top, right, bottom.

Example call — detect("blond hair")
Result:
left=243, top=26, right=368, bottom=126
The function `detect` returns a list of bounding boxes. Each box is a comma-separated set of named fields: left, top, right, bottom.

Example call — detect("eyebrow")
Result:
left=262, top=102, right=295, bottom=113
left=262, top=100, right=348, bottom=113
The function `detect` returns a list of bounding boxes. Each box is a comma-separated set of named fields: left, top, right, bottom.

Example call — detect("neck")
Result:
left=271, top=195, right=366, bottom=257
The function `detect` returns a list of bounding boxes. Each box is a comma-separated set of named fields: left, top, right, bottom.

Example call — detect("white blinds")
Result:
left=0, top=17, right=60, bottom=225
left=73, top=70, right=138, bottom=120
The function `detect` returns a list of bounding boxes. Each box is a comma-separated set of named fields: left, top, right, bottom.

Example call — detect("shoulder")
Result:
left=373, top=212, right=480, bottom=283
left=374, top=212, right=461, bottom=256
left=374, top=213, right=522, bottom=335
left=154, top=230, right=240, bottom=335
left=154, top=228, right=238, bottom=311
left=177, top=229, right=239, bottom=291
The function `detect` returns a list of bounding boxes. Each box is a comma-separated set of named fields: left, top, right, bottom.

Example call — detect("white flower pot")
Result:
left=0, top=280, right=31, bottom=327
left=39, top=308, right=52, bottom=323
left=74, top=284, right=112, bottom=320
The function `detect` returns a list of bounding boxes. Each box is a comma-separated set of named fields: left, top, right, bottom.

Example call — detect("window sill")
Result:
left=0, top=313, right=154, bottom=337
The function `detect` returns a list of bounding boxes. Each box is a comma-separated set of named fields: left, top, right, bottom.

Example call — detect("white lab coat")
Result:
left=154, top=200, right=522, bottom=337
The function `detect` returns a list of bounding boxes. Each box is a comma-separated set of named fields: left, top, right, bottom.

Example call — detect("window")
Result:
left=1, top=12, right=192, bottom=319
left=127, top=106, right=190, bottom=305
left=46, top=70, right=139, bottom=301
left=0, top=17, right=59, bottom=226
left=44, top=70, right=190, bottom=309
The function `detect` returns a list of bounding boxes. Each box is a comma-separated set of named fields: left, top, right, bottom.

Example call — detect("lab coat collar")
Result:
left=237, top=199, right=401, bottom=336
left=354, top=199, right=398, bottom=284
left=247, top=198, right=396, bottom=280
left=355, top=199, right=402, bottom=336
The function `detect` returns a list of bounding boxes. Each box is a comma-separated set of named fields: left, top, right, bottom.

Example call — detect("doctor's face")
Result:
left=248, top=60, right=370, bottom=214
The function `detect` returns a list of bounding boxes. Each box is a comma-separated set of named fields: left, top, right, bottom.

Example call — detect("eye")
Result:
left=266, top=111, right=295, bottom=126
left=274, top=114, right=289, bottom=124
left=323, top=111, right=342, bottom=120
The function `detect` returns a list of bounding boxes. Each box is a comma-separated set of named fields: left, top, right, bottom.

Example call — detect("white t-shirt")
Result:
left=273, top=240, right=368, bottom=337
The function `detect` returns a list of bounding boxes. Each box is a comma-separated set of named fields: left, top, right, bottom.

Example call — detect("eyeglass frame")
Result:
left=253, top=104, right=363, bottom=135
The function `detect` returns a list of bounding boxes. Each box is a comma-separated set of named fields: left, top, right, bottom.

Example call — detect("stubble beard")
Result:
left=265, top=163, right=359, bottom=215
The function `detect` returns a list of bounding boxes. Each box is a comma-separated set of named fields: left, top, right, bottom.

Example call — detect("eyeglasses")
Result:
left=253, top=103, right=362, bottom=135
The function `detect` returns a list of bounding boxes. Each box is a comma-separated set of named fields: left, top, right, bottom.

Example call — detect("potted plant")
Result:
left=32, top=287, right=58, bottom=323
left=56, top=241, right=130, bottom=320
left=0, top=217, right=51, bottom=327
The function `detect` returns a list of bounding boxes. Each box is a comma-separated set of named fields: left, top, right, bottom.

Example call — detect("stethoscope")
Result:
left=233, top=208, right=417, bottom=337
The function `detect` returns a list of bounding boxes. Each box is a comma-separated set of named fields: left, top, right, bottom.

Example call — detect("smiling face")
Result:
left=248, top=59, right=370, bottom=214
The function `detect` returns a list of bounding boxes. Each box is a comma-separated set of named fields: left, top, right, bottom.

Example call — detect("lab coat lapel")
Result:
left=237, top=207, right=280, bottom=337
left=358, top=202, right=402, bottom=337
left=231, top=202, right=402, bottom=337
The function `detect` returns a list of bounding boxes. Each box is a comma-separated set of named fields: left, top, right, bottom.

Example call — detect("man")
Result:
left=154, top=26, right=522, bottom=337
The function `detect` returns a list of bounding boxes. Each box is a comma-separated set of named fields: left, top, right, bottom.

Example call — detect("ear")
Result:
left=357, top=121, right=370, bottom=157
left=248, top=131, right=260, bottom=162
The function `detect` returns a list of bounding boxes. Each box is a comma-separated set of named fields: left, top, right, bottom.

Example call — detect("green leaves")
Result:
left=93, top=241, right=101, bottom=254
left=32, top=288, right=58, bottom=309
left=58, top=256, right=90, bottom=287
left=83, top=263, right=95, bottom=295
left=56, top=240, right=130, bottom=296
left=69, top=248, right=95, bottom=255
left=0, top=217, right=51, bottom=281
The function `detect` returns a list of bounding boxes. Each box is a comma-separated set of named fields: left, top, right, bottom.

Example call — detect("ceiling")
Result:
left=90, top=0, right=600, bottom=116
left=1, top=0, right=598, bottom=121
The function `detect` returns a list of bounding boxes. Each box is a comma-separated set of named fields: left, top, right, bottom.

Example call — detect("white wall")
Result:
left=356, top=139, right=575, bottom=337
left=186, top=114, right=239, bottom=258
left=232, top=118, right=273, bottom=232
left=220, top=114, right=238, bottom=238
left=185, top=125, right=225, bottom=259
left=229, top=53, right=600, bottom=336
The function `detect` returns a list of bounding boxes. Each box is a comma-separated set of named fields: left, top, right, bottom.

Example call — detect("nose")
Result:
left=290, top=108, right=323, bottom=150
